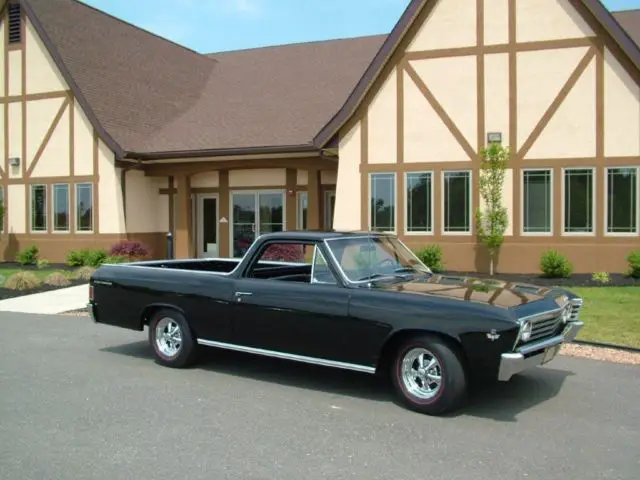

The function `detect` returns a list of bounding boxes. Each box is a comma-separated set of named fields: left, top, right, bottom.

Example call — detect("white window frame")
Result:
left=75, top=182, right=94, bottom=234
left=520, top=168, right=554, bottom=236
left=561, top=167, right=596, bottom=237
left=604, top=166, right=639, bottom=237
left=441, top=170, right=472, bottom=236
left=52, top=183, right=70, bottom=233
left=30, top=184, right=47, bottom=233
left=404, top=170, right=434, bottom=236
left=368, top=172, right=397, bottom=234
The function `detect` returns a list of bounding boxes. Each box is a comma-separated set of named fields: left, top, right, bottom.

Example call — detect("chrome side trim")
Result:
left=196, top=338, right=376, bottom=374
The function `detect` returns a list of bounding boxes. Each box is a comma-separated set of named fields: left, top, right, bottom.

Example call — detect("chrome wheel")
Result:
left=155, top=317, right=183, bottom=358
left=400, top=347, right=442, bottom=400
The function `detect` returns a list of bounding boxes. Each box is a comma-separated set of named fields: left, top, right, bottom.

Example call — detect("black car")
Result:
left=87, top=231, right=584, bottom=415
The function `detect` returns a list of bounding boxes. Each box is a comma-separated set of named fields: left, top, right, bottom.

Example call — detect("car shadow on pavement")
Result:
left=101, top=341, right=575, bottom=420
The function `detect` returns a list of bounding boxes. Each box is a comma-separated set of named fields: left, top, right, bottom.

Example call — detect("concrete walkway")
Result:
left=0, top=284, right=88, bottom=314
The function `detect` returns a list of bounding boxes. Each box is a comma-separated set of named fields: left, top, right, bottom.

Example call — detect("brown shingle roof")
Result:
left=612, top=9, right=640, bottom=46
left=24, top=0, right=384, bottom=157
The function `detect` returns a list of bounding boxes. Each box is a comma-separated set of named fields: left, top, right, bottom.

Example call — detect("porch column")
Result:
left=307, top=168, right=321, bottom=230
left=174, top=174, right=193, bottom=258
left=219, top=170, right=230, bottom=257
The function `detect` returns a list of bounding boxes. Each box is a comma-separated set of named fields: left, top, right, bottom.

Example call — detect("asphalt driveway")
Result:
left=1, top=312, right=638, bottom=480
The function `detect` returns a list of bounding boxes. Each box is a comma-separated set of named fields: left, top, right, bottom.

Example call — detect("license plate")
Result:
left=542, top=345, right=559, bottom=364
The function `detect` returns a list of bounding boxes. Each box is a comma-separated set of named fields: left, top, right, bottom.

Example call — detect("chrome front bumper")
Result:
left=498, top=320, right=584, bottom=381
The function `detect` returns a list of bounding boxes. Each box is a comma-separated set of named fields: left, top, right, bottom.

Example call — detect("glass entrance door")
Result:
left=197, top=194, right=219, bottom=258
left=231, top=190, right=285, bottom=257
left=324, top=190, right=336, bottom=230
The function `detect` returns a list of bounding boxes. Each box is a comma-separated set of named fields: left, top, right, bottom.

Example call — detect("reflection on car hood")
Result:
left=374, top=274, right=562, bottom=309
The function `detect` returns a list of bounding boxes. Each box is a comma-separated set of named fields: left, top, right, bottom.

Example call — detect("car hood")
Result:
left=372, top=273, right=565, bottom=309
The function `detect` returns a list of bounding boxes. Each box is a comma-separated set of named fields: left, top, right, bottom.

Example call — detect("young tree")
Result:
left=475, top=143, right=509, bottom=275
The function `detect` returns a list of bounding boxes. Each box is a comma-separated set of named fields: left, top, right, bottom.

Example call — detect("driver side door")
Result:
left=229, top=242, right=381, bottom=367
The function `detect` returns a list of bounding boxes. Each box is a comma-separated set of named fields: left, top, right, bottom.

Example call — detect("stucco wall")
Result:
left=335, top=0, right=640, bottom=273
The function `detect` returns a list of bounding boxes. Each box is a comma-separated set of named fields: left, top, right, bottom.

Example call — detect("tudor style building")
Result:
left=0, top=0, right=639, bottom=274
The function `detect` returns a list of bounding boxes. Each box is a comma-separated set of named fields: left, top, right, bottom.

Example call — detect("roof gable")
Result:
left=312, top=0, right=640, bottom=149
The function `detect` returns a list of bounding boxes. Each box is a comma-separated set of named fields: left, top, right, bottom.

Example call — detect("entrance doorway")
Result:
left=324, top=190, right=336, bottom=230
left=231, top=190, right=285, bottom=257
left=197, top=194, right=219, bottom=258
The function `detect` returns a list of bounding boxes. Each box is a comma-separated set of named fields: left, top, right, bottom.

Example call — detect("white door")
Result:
left=197, top=194, right=219, bottom=258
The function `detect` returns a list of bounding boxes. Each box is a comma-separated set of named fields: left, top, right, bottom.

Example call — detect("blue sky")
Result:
left=80, top=0, right=640, bottom=53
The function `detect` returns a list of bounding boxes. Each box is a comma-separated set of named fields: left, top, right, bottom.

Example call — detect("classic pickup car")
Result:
left=88, top=231, right=584, bottom=415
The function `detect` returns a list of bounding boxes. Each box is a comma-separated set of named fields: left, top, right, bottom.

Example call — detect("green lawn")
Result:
left=570, top=287, right=640, bottom=348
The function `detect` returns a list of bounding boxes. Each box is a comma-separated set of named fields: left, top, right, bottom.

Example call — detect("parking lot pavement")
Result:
left=1, top=312, right=638, bottom=480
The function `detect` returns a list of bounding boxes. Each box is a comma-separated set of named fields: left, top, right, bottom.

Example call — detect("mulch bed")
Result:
left=0, top=279, right=88, bottom=301
left=443, top=271, right=640, bottom=288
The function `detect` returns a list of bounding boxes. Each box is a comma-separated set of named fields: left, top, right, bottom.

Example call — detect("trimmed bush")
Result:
left=110, top=241, right=149, bottom=260
left=37, top=258, right=50, bottom=269
left=85, top=249, right=108, bottom=268
left=103, top=255, right=129, bottom=264
left=627, top=250, right=640, bottom=278
left=67, top=248, right=108, bottom=267
left=261, top=243, right=304, bottom=262
left=591, top=272, right=610, bottom=284
left=5, top=271, right=41, bottom=290
left=16, top=245, right=39, bottom=266
left=414, top=244, right=445, bottom=273
left=73, top=266, right=96, bottom=281
left=44, top=271, right=71, bottom=287
left=539, top=250, right=573, bottom=278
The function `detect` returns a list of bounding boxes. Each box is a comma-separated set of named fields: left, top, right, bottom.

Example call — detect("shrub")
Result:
left=261, top=243, right=304, bottom=262
left=67, top=249, right=90, bottom=267
left=110, top=241, right=149, bottom=260
left=627, top=250, right=640, bottom=278
left=16, top=245, right=39, bottom=266
left=539, top=250, right=573, bottom=278
left=414, top=244, right=445, bottom=273
left=72, top=266, right=96, bottom=281
left=103, top=255, right=129, bottom=264
left=37, top=258, right=50, bottom=269
left=44, top=271, right=71, bottom=287
left=591, top=272, right=610, bottom=284
left=84, top=249, right=108, bottom=268
left=5, top=271, right=41, bottom=290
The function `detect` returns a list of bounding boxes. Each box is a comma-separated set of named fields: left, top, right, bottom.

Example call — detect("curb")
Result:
left=570, top=339, right=640, bottom=354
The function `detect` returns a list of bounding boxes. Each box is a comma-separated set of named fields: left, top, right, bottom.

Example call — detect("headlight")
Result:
left=521, top=321, right=533, bottom=342
left=561, top=304, right=572, bottom=323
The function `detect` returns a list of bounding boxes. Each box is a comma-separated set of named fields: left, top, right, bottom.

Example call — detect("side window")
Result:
left=311, top=246, right=338, bottom=285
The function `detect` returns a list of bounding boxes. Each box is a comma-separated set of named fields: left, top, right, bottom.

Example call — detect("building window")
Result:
left=8, top=3, right=21, bottom=44
left=563, top=168, right=594, bottom=234
left=522, top=169, right=552, bottom=234
left=607, top=167, right=638, bottom=234
left=369, top=173, right=395, bottom=232
left=76, top=183, right=93, bottom=232
left=53, top=184, right=70, bottom=232
left=443, top=171, right=471, bottom=233
left=31, top=185, right=47, bottom=232
left=297, top=191, right=308, bottom=230
left=406, top=172, right=432, bottom=233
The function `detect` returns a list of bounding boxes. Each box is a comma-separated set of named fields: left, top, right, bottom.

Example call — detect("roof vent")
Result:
left=8, top=3, right=22, bottom=44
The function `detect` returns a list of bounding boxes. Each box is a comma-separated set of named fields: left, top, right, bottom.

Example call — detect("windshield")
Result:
left=324, top=235, right=432, bottom=282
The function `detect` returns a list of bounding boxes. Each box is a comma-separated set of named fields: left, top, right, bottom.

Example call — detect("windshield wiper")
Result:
left=356, top=273, right=399, bottom=281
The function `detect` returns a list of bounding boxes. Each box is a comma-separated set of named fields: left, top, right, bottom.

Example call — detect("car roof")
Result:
left=258, top=230, right=395, bottom=241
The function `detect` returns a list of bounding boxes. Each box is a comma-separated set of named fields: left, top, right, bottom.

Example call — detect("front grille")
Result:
left=529, top=314, right=563, bottom=342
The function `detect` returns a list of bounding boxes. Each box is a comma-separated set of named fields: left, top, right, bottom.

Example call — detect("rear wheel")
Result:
left=390, top=334, right=467, bottom=415
left=148, top=309, right=198, bottom=368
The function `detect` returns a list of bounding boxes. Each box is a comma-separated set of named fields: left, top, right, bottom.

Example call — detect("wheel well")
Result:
left=140, top=304, right=185, bottom=330
left=376, top=329, right=468, bottom=374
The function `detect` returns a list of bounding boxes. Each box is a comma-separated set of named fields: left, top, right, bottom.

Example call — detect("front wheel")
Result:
left=390, top=334, right=467, bottom=415
left=148, top=309, right=198, bottom=368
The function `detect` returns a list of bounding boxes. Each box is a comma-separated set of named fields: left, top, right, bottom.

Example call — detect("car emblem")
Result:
left=486, top=329, right=500, bottom=341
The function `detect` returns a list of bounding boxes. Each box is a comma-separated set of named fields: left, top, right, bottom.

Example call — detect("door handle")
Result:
left=234, top=291, right=253, bottom=299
